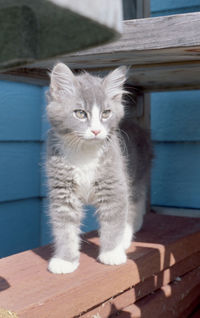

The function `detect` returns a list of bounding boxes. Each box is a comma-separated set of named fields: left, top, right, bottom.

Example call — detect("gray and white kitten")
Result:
left=46, top=63, right=152, bottom=274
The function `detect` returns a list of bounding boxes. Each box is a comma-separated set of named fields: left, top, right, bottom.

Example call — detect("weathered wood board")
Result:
left=30, top=12, right=200, bottom=68
left=117, top=267, right=200, bottom=318
left=82, top=252, right=200, bottom=318
left=0, top=213, right=200, bottom=318
left=2, top=12, right=200, bottom=91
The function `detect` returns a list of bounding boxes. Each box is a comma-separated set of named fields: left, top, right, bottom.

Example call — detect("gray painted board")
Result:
left=3, top=11, right=200, bottom=91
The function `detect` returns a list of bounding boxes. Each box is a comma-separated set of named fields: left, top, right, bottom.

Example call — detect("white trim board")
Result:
left=152, top=206, right=200, bottom=218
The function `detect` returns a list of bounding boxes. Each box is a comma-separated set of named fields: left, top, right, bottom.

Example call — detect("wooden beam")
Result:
left=2, top=12, right=200, bottom=91
left=118, top=267, right=200, bottom=318
left=82, top=252, right=200, bottom=318
left=0, top=214, right=200, bottom=318
left=55, top=12, right=200, bottom=68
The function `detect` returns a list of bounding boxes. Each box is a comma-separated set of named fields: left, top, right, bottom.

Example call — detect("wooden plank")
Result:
left=4, top=61, right=200, bottom=92
left=0, top=198, right=40, bottom=258
left=0, top=214, right=200, bottom=318
left=0, top=81, right=42, bottom=141
left=151, top=143, right=200, bottom=209
left=152, top=206, right=200, bottom=218
left=2, top=12, right=200, bottom=91
left=128, top=61, right=200, bottom=92
left=82, top=252, right=200, bottom=318
left=29, top=12, right=200, bottom=68
left=0, top=142, right=41, bottom=202
left=151, top=91, right=200, bottom=142
left=118, top=267, right=200, bottom=318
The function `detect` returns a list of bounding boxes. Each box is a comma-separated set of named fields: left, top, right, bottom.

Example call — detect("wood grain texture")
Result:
left=30, top=12, right=200, bottom=67
left=0, top=198, right=40, bottom=258
left=2, top=12, right=200, bottom=91
left=82, top=252, right=200, bottom=318
left=118, top=267, right=200, bottom=318
left=0, top=142, right=41, bottom=202
left=151, top=143, right=200, bottom=209
left=0, top=214, right=200, bottom=318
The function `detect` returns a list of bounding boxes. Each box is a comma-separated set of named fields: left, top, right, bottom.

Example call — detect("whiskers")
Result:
left=62, top=129, right=112, bottom=155
left=65, top=132, right=84, bottom=153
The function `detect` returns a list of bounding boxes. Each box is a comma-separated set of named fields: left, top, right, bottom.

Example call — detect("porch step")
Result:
left=0, top=213, right=200, bottom=318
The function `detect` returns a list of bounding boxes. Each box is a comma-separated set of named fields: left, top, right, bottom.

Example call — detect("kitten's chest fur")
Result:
left=64, top=143, right=102, bottom=203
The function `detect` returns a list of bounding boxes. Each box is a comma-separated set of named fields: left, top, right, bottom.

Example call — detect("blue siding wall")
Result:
left=0, top=199, right=40, bottom=257
left=151, top=0, right=200, bottom=212
left=0, top=81, right=43, bottom=257
left=151, top=0, right=200, bottom=16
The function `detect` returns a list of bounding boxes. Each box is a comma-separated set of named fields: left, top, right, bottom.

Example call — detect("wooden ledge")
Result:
left=0, top=213, right=200, bottom=318
left=2, top=12, right=200, bottom=91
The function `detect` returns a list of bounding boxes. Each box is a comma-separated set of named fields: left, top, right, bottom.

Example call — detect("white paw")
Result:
left=123, top=224, right=133, bottom=250
left=48, top=257, right=79, bottom=274
left=98, top=246, right=127, bottom=265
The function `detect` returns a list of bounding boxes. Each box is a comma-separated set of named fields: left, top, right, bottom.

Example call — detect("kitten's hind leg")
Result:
left=123, top=194, right=147, bottom=250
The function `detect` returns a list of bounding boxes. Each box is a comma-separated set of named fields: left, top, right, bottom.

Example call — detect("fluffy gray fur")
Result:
left=46, top=63, right=152, bottom=274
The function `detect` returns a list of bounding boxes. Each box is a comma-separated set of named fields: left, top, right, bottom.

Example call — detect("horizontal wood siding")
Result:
left=0, top=81, right=42, bottom=141
left=151, top=0, right=200, bottom=16
left=151, top=143, right=200, bottom=209
left=0, top=199, right=40, bottom=258
left=0, top=80, right=43, bottom=257
left=151, top=91, right=200, bottom=142
left=0, top=142, right=41, bottom=202
left=151, top=0, right=200, bottom=214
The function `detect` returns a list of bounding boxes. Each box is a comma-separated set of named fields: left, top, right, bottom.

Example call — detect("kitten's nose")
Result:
left=91, top=130, right=101, bottom=136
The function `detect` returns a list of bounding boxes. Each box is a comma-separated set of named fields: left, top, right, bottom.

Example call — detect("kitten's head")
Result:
left=47, top=63, right=127, bottom=142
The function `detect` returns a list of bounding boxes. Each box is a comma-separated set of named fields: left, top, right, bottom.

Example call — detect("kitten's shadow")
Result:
left=32, top=232, right=99, bottom=262
left=0, top=276, right=10, bottom=292
left=81, top=231, right=99, bottom=260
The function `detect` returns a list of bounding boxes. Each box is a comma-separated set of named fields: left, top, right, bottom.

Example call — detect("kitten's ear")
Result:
left=103, top=66, right=128, bottom=100
left=50, top=63, right=76, bottom=100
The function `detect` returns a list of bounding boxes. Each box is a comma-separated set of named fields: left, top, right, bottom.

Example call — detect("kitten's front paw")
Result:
left=48, top=257, right=79, bottom=274
left=98, top=246, right=127, bottom=266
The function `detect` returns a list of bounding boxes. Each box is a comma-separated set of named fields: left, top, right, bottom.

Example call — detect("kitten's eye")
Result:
left=74, top=109, right=87, bottom=120
left=102, top=110, right=111, bottom=119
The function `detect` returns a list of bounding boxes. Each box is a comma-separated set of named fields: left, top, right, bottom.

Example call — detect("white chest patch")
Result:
left=64, top=143, right=102, bottom=203
left=76, top=159, right=98, bottom=202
